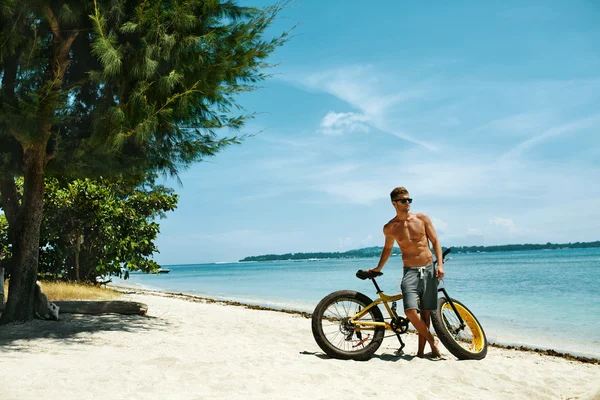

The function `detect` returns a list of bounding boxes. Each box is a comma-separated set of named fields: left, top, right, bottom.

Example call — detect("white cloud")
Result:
left=318, top=111, right=370, bottom=135
left=337, top=237, right=353, bottom=249
left=337, top=234, right=377, bottom=250
left=431, top=217, right=448, bottom=234
left=467, top=226, right=483, bottom=236
left=489, top=217, right=517, bottom=233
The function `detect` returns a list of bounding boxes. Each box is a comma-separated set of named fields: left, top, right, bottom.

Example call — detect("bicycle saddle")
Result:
left=356, top=270, right=383, bottom=280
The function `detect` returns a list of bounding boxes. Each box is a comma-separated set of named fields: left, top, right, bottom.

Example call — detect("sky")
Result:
left=155, top=0, right=600, bottom=264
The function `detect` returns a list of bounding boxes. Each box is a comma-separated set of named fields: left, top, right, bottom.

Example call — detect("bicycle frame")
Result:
left=350, top=278, right=466, bottom=334
left=349, top=291, right=403, bottom=331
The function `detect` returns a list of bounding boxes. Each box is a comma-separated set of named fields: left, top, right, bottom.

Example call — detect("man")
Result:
left=369, top=187, right=444, bottom=358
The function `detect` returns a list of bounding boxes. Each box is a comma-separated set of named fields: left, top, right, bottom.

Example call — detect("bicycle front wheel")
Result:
left=311, top=290, right=385, bottom=361
left=431, top=297, right=488, bottom=360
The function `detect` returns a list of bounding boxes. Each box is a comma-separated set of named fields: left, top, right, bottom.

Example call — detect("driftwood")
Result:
left=0, top=300, right=147, bottom=315
left=53, top=301, right=148, bottom=315
left=0, top=301, right=148, bottom=315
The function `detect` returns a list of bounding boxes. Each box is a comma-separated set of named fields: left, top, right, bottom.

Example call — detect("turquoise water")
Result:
left=114, top=247, right=600, bottom=358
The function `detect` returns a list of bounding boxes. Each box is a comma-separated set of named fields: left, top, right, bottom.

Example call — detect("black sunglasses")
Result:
left=393, top=198, right=412, bottom=204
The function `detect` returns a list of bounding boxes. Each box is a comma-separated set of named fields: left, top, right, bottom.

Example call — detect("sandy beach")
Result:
left=1, top=291, right=599, bottom=400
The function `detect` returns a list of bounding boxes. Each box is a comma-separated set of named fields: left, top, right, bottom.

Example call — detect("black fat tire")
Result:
left=311, top=290, right=385, bottom=361
left=431, top=297, right=488, bottom=360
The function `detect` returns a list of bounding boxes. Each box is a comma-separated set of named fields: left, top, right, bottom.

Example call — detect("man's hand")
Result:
left=368, top=268, right=381, bottom=273
left=436, top=265, right=445, bottom=279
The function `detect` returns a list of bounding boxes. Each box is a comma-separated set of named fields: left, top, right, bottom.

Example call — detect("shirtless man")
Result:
left=369, top=187, right=443, bottom=358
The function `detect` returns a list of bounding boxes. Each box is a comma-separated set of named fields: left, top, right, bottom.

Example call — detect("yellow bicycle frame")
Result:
left=349, top=292, right=404, bottom=332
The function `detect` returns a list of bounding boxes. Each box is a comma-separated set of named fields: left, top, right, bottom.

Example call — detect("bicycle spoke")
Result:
left=319, top=298, right=377, bottom=352
left=441, top=302, right=484, bottom=353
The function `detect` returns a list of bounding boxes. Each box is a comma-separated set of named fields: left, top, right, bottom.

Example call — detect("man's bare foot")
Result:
left=431, top=339, right=441, bottom=358
left=417, top=352, right=425, bottom=358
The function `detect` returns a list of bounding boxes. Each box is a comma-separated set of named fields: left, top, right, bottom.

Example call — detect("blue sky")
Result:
left=156, top=0, right=600, bottom=264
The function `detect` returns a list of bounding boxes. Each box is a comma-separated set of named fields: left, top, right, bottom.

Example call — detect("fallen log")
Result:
left=1, top=300, right=148, bottom=315
left=53, top=301, right=148, bottom=316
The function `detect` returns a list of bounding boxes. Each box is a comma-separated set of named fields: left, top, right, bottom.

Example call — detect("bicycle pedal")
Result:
left=352, top=334, right=371, bottom=348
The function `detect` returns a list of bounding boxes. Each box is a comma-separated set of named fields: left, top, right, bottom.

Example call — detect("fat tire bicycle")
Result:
left=311, top=249, right=488, bottom=361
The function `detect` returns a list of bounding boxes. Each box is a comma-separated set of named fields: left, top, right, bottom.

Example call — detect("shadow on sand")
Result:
left=299, top=346, right=446, bottom=362
left=0, top=312, right=171, bottom=351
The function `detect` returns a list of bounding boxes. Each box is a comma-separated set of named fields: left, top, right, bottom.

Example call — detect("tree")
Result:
left=39, top=178, right=178, bottom=282
left=0, top=214, right=8, bottom=306
left=0, top=1, right=289, bottom=323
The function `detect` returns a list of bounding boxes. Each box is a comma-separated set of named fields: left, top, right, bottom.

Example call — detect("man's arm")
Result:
left=423, top=214, right=444, bottom=278
left=369, top=227, right=395, bottom=272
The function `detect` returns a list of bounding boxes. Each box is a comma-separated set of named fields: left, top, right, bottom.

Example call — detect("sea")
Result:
left=112, top=247, right=600, bottom=359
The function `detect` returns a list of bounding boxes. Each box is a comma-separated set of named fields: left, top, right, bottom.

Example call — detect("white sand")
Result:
left=1, top=293, right=599, bottom=400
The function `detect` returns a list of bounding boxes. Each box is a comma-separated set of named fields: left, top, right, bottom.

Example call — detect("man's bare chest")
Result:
left=392, top=220, right=427, bottom=243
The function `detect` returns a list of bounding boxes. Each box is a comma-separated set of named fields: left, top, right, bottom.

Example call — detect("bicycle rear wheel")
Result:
left=311, top=290, right=385, bottom=361
left=431, top=297, right=488, bottom=360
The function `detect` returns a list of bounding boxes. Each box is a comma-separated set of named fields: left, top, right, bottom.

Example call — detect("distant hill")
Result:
left=239, top=246, right=400, bottom=262
left=239, top=241, right=600, bottom=262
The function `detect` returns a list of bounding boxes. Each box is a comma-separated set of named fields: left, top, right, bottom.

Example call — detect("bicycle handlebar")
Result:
left=434, top=248, right=452, bottom=267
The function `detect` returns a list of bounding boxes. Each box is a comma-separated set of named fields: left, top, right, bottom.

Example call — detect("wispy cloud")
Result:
left=317, top=180, right=389, bottom=205
left=431, top=217, right=449, bottom=235
left=502, top=115, right=600, bottom=160
left=318, top=111, right=370, bottom=135
left=489, top=216, right=517, bottom=233
left=289, top=65, right=438, bottom=150
left=337, top=234, right=376, bottom=250
left=473, top=111, right=554, bottom=136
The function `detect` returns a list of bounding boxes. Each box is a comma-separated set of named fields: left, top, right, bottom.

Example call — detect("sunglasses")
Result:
left=393, top=198, right=412, bottom=204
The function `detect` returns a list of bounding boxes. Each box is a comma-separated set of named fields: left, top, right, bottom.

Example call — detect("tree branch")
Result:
left=44, top=6, right=62, bottom=40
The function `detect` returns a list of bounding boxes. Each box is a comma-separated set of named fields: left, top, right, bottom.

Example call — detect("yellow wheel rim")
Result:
left=441, top=302, right=486, bottom=353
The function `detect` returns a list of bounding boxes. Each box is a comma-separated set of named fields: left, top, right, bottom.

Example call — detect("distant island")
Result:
left=239, top=241, right=600, bottom=262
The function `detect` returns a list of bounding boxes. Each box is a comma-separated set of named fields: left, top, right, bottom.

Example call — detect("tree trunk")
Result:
left=0, top=267, right=5, bottom=307
left=74, top=234, right=83, bottom=282
left=0, top=147, right=47, bottom=324
left=0, top=8, right=78, bottom=325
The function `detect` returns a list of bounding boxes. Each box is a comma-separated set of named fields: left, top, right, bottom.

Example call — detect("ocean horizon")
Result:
left=113, top=247, right=600, bottom=359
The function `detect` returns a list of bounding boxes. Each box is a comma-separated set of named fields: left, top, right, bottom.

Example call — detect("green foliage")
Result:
left=39, top=178, right=178, bottom=282
left=448, top=241, right=600, bottom=253
left=0, top=0, right=289, bottom=320
left=1, top=0, right=291, bottom=179
left=0, top=214, right=9, bottom=264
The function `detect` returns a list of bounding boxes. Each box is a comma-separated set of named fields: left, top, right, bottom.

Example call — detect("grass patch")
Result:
left=3, top=280, right=121, bottom=302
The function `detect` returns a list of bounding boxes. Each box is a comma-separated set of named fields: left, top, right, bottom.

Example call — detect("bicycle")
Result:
left=311, top=248, right=488, bottom=361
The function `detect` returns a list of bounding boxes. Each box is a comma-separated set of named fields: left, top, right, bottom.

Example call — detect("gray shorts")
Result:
left=401, top=264, right=438, bottom=311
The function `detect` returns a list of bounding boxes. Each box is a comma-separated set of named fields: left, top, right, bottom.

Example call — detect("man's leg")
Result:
left=417, top=310, right=432, bottom=356
left=405, top=309, right=440, bottom=357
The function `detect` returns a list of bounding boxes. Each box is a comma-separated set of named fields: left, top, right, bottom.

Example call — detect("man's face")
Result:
left=392, top=194, right=412, bottom=211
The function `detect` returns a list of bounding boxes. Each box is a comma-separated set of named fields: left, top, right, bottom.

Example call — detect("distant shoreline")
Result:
left=239, top=241, right=600, bottom=262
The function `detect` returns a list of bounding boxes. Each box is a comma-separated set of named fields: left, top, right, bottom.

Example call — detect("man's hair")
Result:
left=390, top=187, right=409, bottom=200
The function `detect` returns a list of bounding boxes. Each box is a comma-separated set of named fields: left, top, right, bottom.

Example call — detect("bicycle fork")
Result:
left=438, top=287, right=466, bottom=331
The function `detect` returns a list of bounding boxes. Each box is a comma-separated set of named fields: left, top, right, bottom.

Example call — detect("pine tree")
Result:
left=0, top=0, right=290, bottom=323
